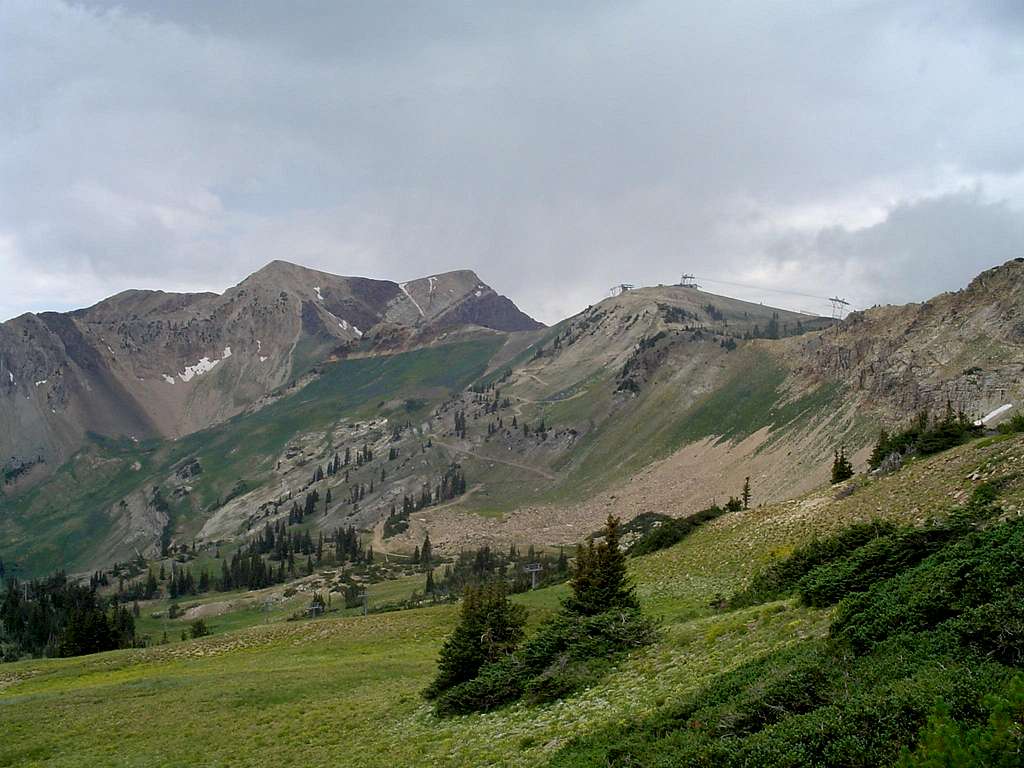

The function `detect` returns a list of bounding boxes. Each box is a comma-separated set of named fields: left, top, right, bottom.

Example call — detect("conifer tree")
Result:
left=831, top=446, right=855, bottom=483
left=562, top=515, right=638, bottom=616
left=742, top=476, right=751, bottom=510
left=423, top=581, right=526, bottom=699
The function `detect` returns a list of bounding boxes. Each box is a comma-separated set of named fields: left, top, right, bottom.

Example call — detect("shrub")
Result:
left=628, top=506, right=726, bottom=557
left=433, top=608, right=657, bottom=716
left=728, top=520, right=896, bottom=608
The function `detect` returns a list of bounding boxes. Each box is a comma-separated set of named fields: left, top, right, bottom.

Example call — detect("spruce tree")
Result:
left=742, top=477, right=751, bottom=510
left=562, top=515, right=638, bottom=616
left=831, top=446, right=854, bottom=483
left=424, top=581, right=526, bottom=699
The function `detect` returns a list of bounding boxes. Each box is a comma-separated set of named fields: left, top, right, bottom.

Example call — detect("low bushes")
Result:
left=546, top=487, right=1024, bottom=766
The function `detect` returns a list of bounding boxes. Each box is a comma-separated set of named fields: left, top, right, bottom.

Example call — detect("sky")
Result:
left=2, top=0, right=1023, bottom=324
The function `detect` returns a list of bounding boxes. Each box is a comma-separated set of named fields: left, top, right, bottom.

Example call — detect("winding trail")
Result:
left=433, top=439, right=557, bottom=481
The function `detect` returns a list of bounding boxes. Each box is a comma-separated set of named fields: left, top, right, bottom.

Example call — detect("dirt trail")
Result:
left=434, top=439, right=556, bottom=480
left=370, top=482, right=485, bottom=554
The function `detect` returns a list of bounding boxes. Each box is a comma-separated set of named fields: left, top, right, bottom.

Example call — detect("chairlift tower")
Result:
left=609, top=283, right=634, bottom=298
left=523, top=562, right=543, bottom=590
left=828, top=296, right=850, bottom=328
left=680, top=274, right=700, bottom=289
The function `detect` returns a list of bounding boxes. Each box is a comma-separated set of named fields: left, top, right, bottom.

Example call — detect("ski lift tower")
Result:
left=523, top=562, right=543, bottom=590
left=829, top=296, right=850, bottom=332
left=609, top=283, right=635, bottom=298
left=680, top=274, right=700, bottom=289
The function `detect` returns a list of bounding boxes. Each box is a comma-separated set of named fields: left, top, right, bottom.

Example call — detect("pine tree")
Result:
left=425, top=569, right=435, bottom=595
left=831, top=446, right=855, bottom=483
left=421, top=533, right=432, bottom=569
left=562, top=515, right=638, bottom=616
left=423, top=581, right=526, bottom=699
left=742, top=476, right=751, bottom=510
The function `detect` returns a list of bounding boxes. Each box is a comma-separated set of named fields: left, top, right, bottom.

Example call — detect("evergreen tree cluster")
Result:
left=382, top=465, right=468, bottom=540
left=869, top=405, right=982, bottom=472
left=1, top=574, right=136, bottom=660
left=831, top=446, right=854, bottom=483
left=426, top=516, right=655, bottom=716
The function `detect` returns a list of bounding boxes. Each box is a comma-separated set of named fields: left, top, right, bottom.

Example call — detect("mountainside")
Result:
left=0, top=261, right=543, bottom=489
left=2, top=260, right=1023, bottom=579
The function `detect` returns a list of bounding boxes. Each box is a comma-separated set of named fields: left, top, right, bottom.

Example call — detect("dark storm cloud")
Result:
left=2, top=0, right=1023, bottom=322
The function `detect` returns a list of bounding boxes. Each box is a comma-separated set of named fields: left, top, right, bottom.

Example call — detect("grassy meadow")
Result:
left=7, top=435, right=1021, bottom=766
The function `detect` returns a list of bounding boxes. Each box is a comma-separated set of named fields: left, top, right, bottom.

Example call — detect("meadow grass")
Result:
left=2, top=435, right=1022, bottom=767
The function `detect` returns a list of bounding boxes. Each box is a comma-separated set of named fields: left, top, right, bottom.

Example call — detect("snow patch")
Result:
left=179, top=357, right=219, bottom=382
left=259, top=356, right=269, bottom=363
left=313, top=285, right=323, bottom=302
left=975, top=404, right=1014, bottom=426
left=162, top=374, right=176, bottom=384
left=256, top=339, right=262, bottom=352
left=474, top=290, right=482, bottom=298
left=399, top=281, right=426, bottom=317
left=352, top=325, right=362, bottom=337
left=7, top=372, right=12, bottom=383
left=177, top=346, right=232, bottom=382
left=34, top=379, right=47, bottom=387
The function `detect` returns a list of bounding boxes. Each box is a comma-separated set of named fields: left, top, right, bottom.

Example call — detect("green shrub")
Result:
left=628, top=506, right=726, bottom=557
left=728, top=520, right=896, bottom=608
left=434, top=608, right=657, bottom=716
left=870, top=408, right=982, bottom=471
left=897, top=675, right=1024, bottom=767
left=831, top=519, right=1024, bottom=654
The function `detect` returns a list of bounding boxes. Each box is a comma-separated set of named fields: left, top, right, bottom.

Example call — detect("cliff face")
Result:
left=785, top=258, right=1024, bottom=424
left=0, top=261, right=542, bottom=485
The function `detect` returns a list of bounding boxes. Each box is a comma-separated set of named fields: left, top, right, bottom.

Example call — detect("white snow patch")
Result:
left=352, top=325, right=362, bottom=337
left=259, top=356, right=269, bottom=363
left=474, top=290, right=482, bottom=298
left=7, top=372, right=12, bottom=383
left=35, top=379, right=47, bottom=387
left=179, top=357, right=219, bottom=382
left=399, top=281, right=426, bottom=317
left=313, top=285, right=323, bottom=302
left=428, top=276, right=437, bottom=294
left=177, top=346, right=232, bottom=382
left=162, top=374, right=176, bottom=384
left=256, top=340, right=262, bottom=352
left=975, top=404, right=1013, bottom=426
left=106, top=345, right=115, bottom=355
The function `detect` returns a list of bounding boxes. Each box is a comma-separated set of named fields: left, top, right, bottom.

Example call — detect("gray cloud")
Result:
left=2, top=0, right=1023, bottom=322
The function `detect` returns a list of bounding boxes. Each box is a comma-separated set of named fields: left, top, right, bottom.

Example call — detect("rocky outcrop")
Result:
left=786, top=258, right=1024, bottom=423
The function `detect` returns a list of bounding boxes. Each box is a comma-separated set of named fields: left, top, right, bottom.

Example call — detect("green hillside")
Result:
left=4, top=434, right=1022, bottom=767
left=0, top=339, right=502, bottom=577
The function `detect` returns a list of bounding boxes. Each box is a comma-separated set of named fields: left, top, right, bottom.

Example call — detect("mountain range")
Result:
left=2, top=258, right=1023, bottom=577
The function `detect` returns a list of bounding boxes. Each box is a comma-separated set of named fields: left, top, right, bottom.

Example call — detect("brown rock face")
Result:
left=0, top=261, right=542, bottom=482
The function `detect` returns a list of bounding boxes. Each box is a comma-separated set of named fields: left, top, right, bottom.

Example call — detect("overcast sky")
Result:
left=2, top=1, right=1023, bottom=323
